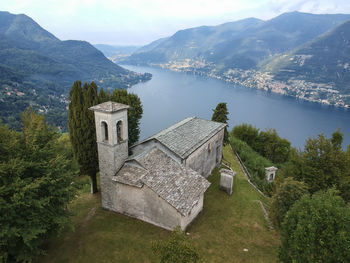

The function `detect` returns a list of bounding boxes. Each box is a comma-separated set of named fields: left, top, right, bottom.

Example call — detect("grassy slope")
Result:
left=38, top=146, right=279, bottom=263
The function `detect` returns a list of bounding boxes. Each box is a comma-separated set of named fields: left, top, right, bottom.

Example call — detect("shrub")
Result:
left=152, top=227, right=200, bottom=263
left=230, top=136, right=274, bottom=196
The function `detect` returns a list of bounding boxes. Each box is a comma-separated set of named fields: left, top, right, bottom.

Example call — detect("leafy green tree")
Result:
left=279, top=189, right=350, bottom=263
left=98, top=88, right=143, bottom=146
left=0, top=108, right=76, bottom=262
left=270, top=178, right=308, bottom=229
left=331, top=128, right=343, bottom=149
left=231, top=123, right=259, bottom=148
left=110, top=89, right=143, bottom=146
left=256, top=128, right=291, bottom=164
left=152, top=227, right=200, bottom=263
left=211, top=102, right=229, bottom=144
left=231, top=125, right=291, bottom=164
left=302, top=132, right=348, bottom=194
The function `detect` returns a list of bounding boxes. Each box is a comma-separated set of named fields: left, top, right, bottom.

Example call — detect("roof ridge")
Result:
left=130, top=117, right=196, bottom=148
left=154, top=116, right=196, bottom=138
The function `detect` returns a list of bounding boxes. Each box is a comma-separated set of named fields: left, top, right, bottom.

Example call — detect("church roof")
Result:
left=114, top=147, right=210, bottom=216
left=133, top=117, right=226, bottom=159
left=89, top=101, right=129, bottom=113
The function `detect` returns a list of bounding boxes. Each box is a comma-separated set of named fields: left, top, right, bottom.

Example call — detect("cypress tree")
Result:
left=211, top=102, right=229, bottom=144
left=81, top=82, right=99, bottom=193
left=68, top=81, right=99, bottom=193
left=68, top=81, right=83, bottom=163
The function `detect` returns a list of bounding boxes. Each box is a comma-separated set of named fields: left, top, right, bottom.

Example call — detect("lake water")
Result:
left=125, top=65, right=350, bottom=149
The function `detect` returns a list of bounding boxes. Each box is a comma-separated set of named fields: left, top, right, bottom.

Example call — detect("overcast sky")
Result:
left=1, top=0, right=350, bottom=45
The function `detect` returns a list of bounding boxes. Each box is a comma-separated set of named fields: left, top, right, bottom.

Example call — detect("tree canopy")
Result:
left=277, top=130, right=350, bottom=201
left=0, top=108, right=76, bottom=262
left=109, top=89, right=143, bottom=146
left=279, top=189, right=350, bottom=263
left=232, top=124, right=291, bottom=164
left=270, top=177, right=308, bottom=228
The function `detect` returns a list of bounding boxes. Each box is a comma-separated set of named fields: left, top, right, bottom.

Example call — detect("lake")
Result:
left=125, top=65, right=350, bottom=149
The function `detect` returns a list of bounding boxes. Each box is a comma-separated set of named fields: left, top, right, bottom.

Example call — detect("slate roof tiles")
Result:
left=115, top=147, right=210, bottom=216
left=134, top=117, right=226, bottom=159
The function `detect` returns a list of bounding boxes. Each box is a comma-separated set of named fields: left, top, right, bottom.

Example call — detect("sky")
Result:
left=1, top=0, right=350, bottom=45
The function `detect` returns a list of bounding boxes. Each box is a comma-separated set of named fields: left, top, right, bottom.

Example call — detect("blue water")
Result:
left=125, top=65, right=350, bottom=149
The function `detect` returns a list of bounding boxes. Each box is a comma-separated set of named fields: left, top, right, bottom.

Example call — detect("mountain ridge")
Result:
left=120, top=11, right=350, bottom=107
left=0, top=11, right=151, bottom=130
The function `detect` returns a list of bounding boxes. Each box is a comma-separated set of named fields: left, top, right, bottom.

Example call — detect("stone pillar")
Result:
left=219, top=168, right=235, bottom=195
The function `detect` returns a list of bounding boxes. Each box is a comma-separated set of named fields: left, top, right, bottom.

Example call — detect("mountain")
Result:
left=122, top=12, right=350, bottom=70
left=0, top=11, right=151, bottom=130
left=94, top=44, right=140, bottom=59
left=262, top=20, right=350, bottom=104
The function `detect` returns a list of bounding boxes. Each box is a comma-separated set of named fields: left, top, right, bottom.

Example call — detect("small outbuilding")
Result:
left=265, top=166, right=278, bottom=182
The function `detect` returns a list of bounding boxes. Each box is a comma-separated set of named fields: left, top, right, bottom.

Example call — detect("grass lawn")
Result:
left=38, top=145, right=280, bottom=262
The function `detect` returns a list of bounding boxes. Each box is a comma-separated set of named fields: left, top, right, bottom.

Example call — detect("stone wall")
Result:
left=114, top=183, right=181, bottom=230
left=185, top=129, right=224, bottom=177
left=111, top=182, right=204, bottom=230
left=97, top=142, right=128, bottom=210
left=180, top=195, right=204, bottom=229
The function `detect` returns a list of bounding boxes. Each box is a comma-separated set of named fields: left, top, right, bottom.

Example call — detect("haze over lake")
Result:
left=125, top=65, right=350, bottom=149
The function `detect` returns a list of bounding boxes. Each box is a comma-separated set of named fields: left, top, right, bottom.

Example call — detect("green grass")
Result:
left=38, top=145, right=280, bottom=262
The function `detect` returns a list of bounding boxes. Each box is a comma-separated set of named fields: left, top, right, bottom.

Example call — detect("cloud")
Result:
left=266, top=0, right=350, bottom=15
left=1, top=0, right=350, bottom=45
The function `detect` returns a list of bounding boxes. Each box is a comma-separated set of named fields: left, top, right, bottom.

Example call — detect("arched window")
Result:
left=116, top=120, right=123, bottom=143
left=101, top=121, right=108, bottom=141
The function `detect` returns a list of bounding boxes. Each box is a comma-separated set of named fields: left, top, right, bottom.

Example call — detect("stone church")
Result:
left=90, top=101, right=226, bottom=230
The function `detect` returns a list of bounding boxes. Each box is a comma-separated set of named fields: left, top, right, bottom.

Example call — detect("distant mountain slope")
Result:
left=263, top=20, right=350, bottom=95
left=94, top=44, right=140, bottom=58
left=123, top=12, right=350, bottom=70
left=0, top=11, right=151, bottom=130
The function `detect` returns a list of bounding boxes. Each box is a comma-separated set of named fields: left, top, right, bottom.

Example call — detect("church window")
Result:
left=117, top=120, right=123, bottom=143
left=101, top=121, right=108, bottom=141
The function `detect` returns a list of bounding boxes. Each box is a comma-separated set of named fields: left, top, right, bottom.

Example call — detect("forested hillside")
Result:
left=120, top=12, right=350, bottom=107
left=0, top=11, right=151, bottom=130
left=123, top=12, right=350, bottom=70
left=263, top=20, right=350, bottom=101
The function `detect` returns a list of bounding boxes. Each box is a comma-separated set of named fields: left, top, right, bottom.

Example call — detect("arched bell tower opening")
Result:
left=101, top=121, right=109, bottom=141
left=89, top=101, right=130, bottom=210
left=116, top=120, right=123, bottom=143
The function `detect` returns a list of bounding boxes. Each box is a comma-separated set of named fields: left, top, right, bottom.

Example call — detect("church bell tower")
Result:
left=90, top=101, right=129, bottom=210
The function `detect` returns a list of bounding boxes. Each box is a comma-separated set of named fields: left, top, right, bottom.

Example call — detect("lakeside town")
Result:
left=148, top=59, right=350, bottom=108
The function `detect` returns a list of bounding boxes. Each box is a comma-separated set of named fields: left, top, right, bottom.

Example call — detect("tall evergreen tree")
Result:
left=68, top=81, right=99, bottom=193
left=211, top=102, right=229, bottom=144
left=82, top=82, right=99, bottom=193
